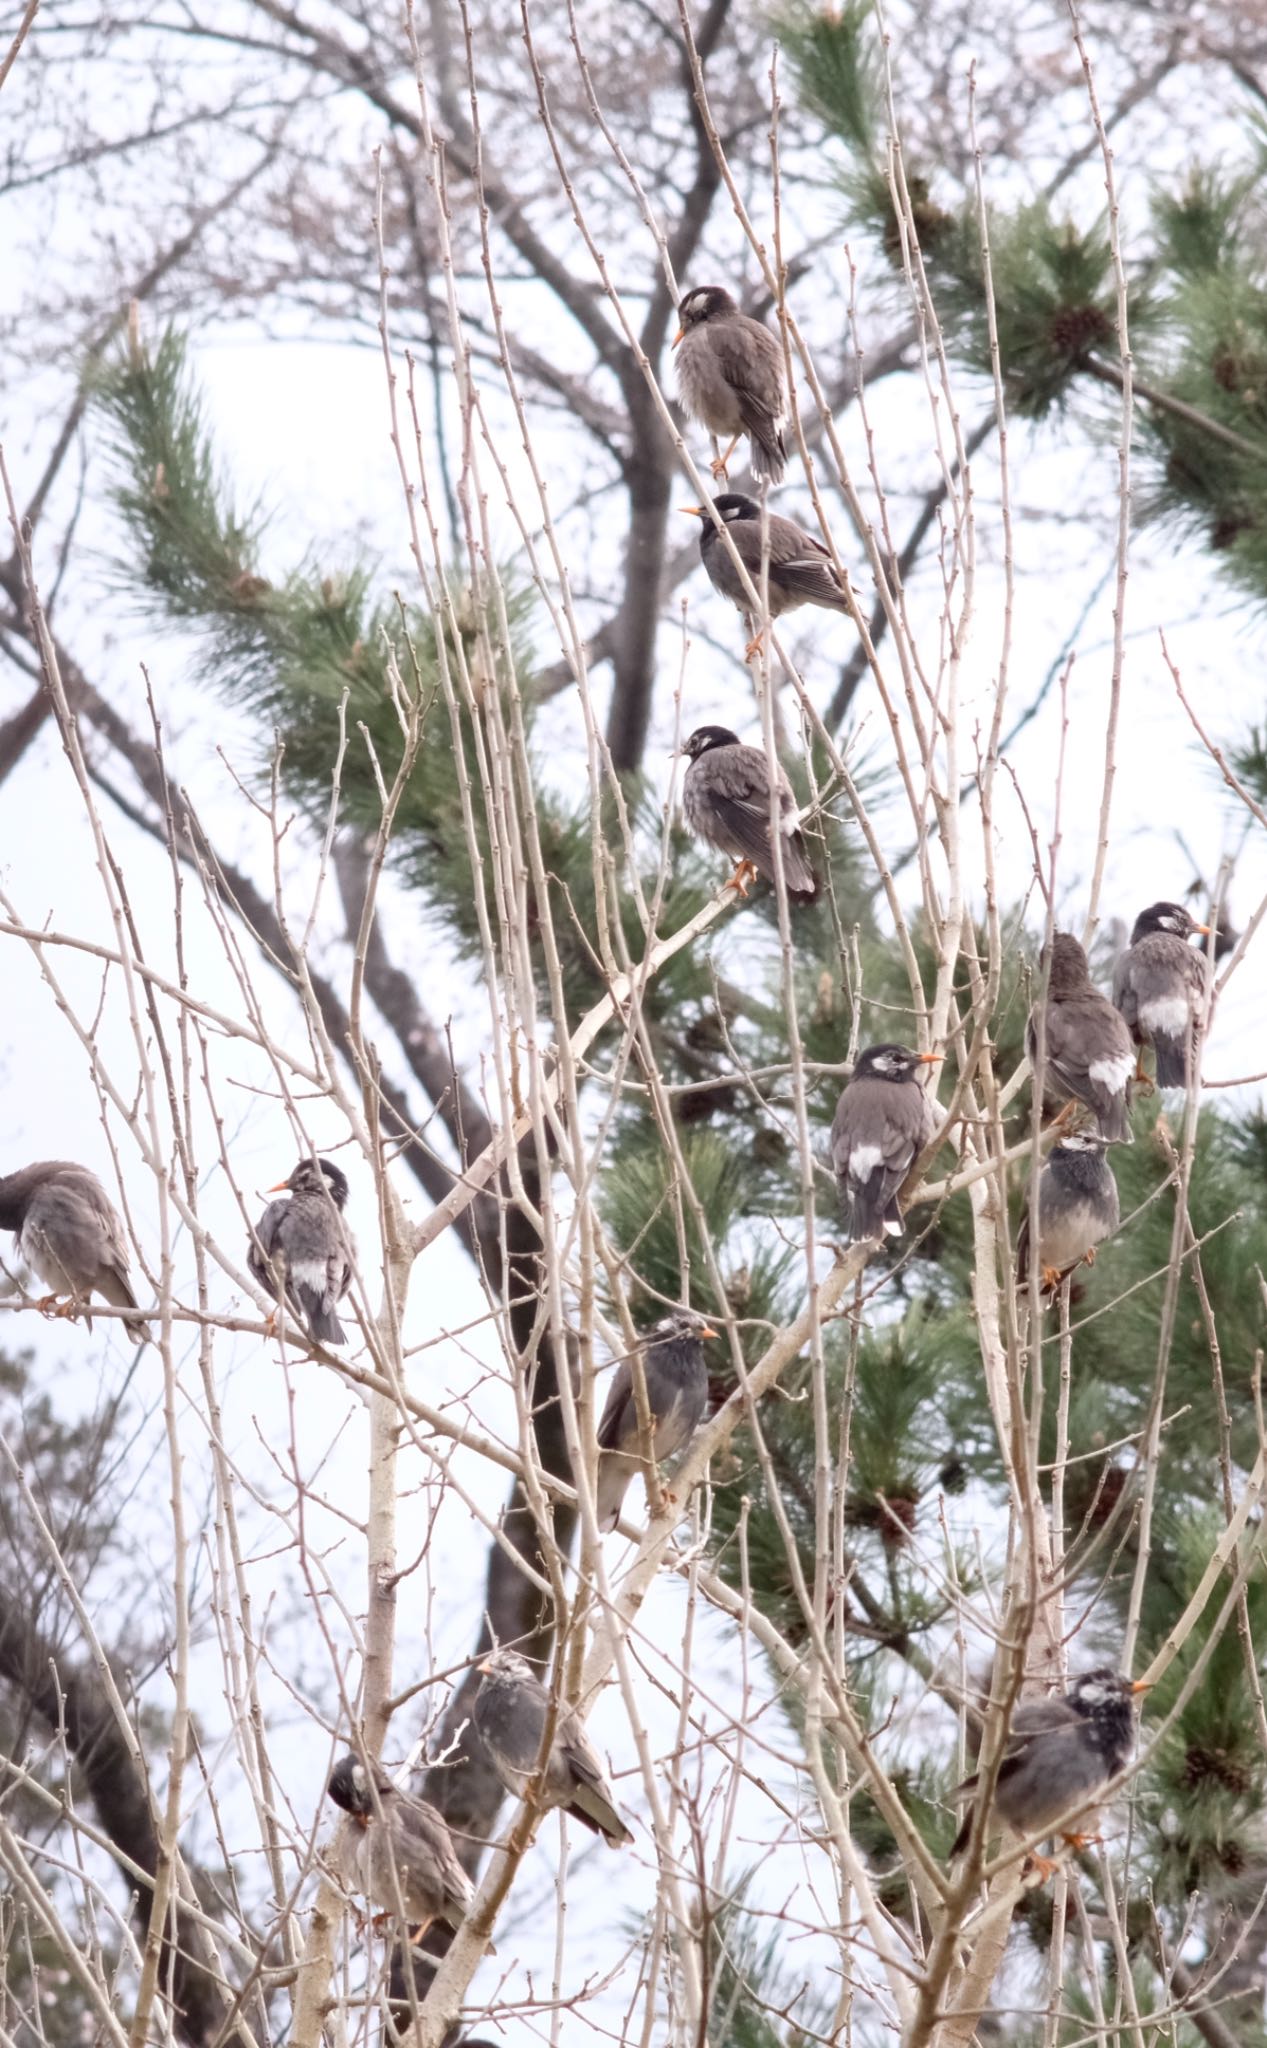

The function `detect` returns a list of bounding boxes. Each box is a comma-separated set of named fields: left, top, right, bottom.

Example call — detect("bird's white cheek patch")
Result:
left=849, top=1144, right=883, bottom=1182
left=1139, top=996, right=1190, bottom=1037
left=1088, top=1054, right=1133, bottom=1092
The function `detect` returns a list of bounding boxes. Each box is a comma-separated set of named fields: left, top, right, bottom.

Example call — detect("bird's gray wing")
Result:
left=760, top=520, right=849, bottom=609
left=1044, top=996, right=1134, bottom=1134
left=696, top=744, right=803, bottom=882
left=556, top=1710, right=632, bottom=1843
left=596, top=1362, right=636, bottom=1452
left=247, top=1199, right=291, bottom=1292
left=391, top=1798, right=472, bottom=1926
left=955, top=1696, right=1081, bottom=1795
left=710, top=318, right=785, bottom=452
left=832, top=1080, right=931, bottom=1235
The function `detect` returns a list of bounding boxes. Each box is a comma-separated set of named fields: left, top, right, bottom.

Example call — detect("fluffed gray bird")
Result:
left=681, top=495, right=849, bottom=658
left=1028, top=933, right=1134, bottom=1143
left=595, top=1311, right=714, bottom=1532
left=0, top=1161, right=148, bottom=1340
left=674, top=285, right=787, bottom=483
left=830, top=1044, right=942, bottom=1242
left=680, top=724, right=816, bottom=898
left=1016, top=1132, right=1119, bottom=1296
left=473, top=1649, right=633, bottom=1848
left=950, top=1667, right=1148, bottom=1866
left=249, top=1157, right=353, bottom=1345
left=326, top=1753, right=473, bottom=1942
left=1112, top=900, right=1210, bottom=1090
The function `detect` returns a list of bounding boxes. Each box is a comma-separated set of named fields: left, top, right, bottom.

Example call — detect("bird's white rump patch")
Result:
left=1088, top=1053, right=1133, bottom=1091
left=848, top=1144, right=883, bottom=1182
left=1138, top=996, right=1190, bottom=1038
left=289, top=1257, right=332, bottom=1293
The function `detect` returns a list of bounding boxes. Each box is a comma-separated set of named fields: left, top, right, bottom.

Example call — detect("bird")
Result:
left=680, top=724, right=816, bottom=898
left=830, top=1044, right=942, bottom=1242
left=595, top=1311, right=714, bottom=1532
left=681, top=495, right=850, bottom=659
left=326, top=1752, right=474, bottom=1944
left=248, top=1157, right=354, bottom=1344
left=1028, top=933, right=1134, bottom=1143
left=950, top=1667, right=1148, bottom=1867
left=673, top=285, right=787, bottom=483
left=1016, top=1133, right=1119, bottom=1295
left=0, top=1161, right=148, bottom=1340
left=473, top=1648, right=633, bottom=1848
left=1112, top=901, right=1210, bottom=1090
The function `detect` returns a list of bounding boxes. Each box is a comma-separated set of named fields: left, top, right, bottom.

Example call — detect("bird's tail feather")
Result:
left=570, top=1786, right=633, bottom=1847
left=1153, top=1035, right=1191, bottom=1089
left=307, top=1304, right=347, bottom=1345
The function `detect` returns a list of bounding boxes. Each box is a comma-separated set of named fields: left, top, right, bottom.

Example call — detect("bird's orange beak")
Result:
left=1195, top=923, right=1211, bottom=936
left=267, top=1178, right=290, bottom=1192
left=672, top=325, right=684, bottom=347
left=918, top=1052, right=944, bottom=1064
left=477, top=1656, right=493, bottom=1676
left=679, top=504, right=705, bottom=517
left=1130, top=1678, right=1152, bottom=1694
left=699, top=1325, right=719, bottom=1340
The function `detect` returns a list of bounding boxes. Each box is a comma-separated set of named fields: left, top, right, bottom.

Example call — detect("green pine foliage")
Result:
left=697, top=1873, right=838, bottom=2048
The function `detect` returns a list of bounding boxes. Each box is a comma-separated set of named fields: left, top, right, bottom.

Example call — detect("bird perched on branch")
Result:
left=473, top=1649, right=633, bottom=1847
left=595, top=1311, right=714, bottom=1531
left=1016, top=1132, right=1119, bottom=1295
left=950, top=1667, right=1148, bottom=1870
left=248, top=1157, right=353, bottom=1344
left=680, top=724, right=816, bottom=899
left=1028, top=933, right=1134, bottom=1142
left=0, top=1161, right=148, bottom=1340
left=674, top=285, right=787, bottom=483
left=681, top=495, right=851, bottom=659
left=830, top=1044, right=942, bottom=1243
left=1112, top=900, right=1210, bottom=1090
left=326, top=1753, right=474, bottom=1945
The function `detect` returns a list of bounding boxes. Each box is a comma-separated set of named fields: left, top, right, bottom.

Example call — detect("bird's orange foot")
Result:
left=263, top=1308, right=278, bottom=1339
left=743, top=630, right=767, bottom=662
left=1061, top=1830, right=1102, bottom=1852
left=709, top=455, right=731, bottom=481
left=35, top=1294, right=77, bottom=1321
left=1040, top=1266, right=1064, bottom=1293
left=1022, top=1852, right=1060, bottom=1884
left=725, top=859, right=758, bottom=898
left=1133, top=1056, right=1155, bottom=1093
left=407, top=1916, right=435, bottom=1948
left=1082, top=1247, right=1097, bottom=1269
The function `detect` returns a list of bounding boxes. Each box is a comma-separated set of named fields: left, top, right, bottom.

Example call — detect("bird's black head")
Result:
left=327, top=1752, right=384, bottom=1818
left=680, top=724, right=740, bottom=761
left=647, top=1309, right=718, bottom=1347
left=711, top=492, right=760, bottom=524
left=1130, top=901, right=1209, bottom=945
left=477, top=1647, right=536, bottom=1688
left=675, top=284, right=739, bottom=335
left=1053, top=1130, right=1110, bottom=1157
left=282, top=1157, right=350, bottom=1207
left=681, top=494, right=760, bottom=547
left=1067, top=1666, right=1147, bottom=1731
left=852, top=1043, right=941, bottom=1084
